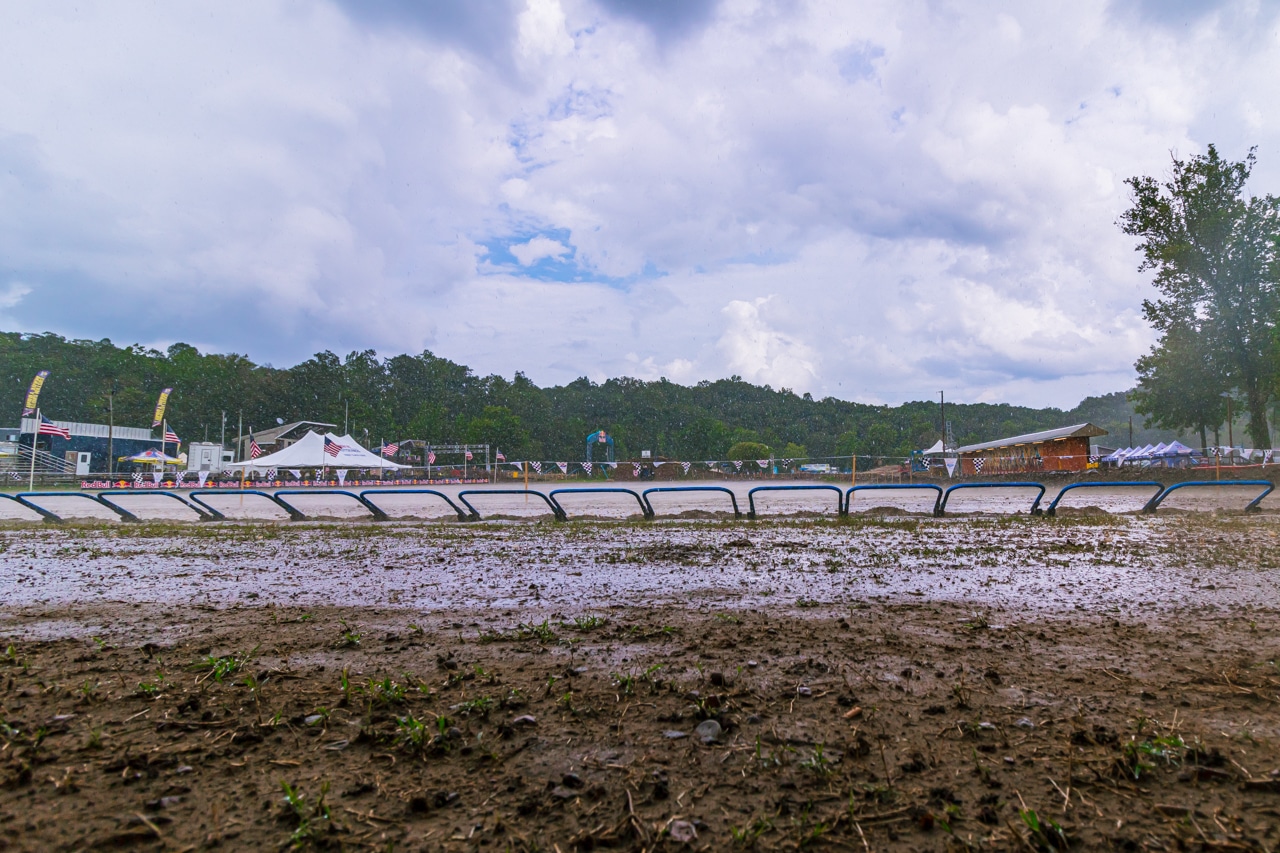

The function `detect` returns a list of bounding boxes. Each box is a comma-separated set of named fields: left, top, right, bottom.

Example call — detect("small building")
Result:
left=15, top=418, right=164, bottom=473
left=236, top=421, right=336, bottom=461
left=957, top=423, right=1107, bottom=475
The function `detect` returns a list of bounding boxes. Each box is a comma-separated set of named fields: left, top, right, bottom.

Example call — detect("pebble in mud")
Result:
left=695, top=719, right=721, bottom=744
left=664, top=730, right=688, bottom=739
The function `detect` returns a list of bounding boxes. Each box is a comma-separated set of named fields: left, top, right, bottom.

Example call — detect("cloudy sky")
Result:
left=2, top=1, right=1278, bottom=407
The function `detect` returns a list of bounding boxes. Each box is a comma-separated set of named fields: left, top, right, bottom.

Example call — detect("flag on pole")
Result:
left=324, top=436, right=343, bottom=458
left=381, top=442, right=399, bottom=457
left=38, top=415, right=71, bottom=439
left=151, top=388, right=172, bottom=427
left=249, top=434, right=263, bottom=459
left=427, top=450, right=436, bottom=464
left=465, top=449, right=473, bottom=461
left=496, top=449, right=506, bottom=462
left=22, top=371, right=49, bottom=417
left=164, top=428, right=180, bottom=444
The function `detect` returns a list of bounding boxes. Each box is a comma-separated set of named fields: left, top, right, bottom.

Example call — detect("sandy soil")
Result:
left=2, top=514, right=1280, bottom=851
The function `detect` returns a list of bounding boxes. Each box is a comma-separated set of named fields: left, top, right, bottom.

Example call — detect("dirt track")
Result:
left=2, top=514, right=1280, bottom=851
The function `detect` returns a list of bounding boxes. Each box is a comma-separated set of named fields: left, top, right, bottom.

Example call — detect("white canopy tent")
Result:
left=225, top=430, right=409, bottom=471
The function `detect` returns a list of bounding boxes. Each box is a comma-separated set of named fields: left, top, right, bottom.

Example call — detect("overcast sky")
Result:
left=2, top=1, right=1278, bottom=407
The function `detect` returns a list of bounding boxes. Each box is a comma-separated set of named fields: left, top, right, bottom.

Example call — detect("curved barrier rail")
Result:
left=1044, top=481, right=1164, bottom=517
left=0, top=492, right=58, bottom=522
left=747, top=484, right=845, bottom=519
left=846, top=483, right=944, bottom=517
left=96, top=490, right=212, bottom=521
left=273, top=489, right=387, bottom=521
left=358, top=489, right=469, bottom=521
left=1143, top=480, right=1276, bottom=514
left=549, top=488, right=652, bottom=520
left=188, top=489, right=303, bottom=521
left=642, top=486, right=742, bottom=519
left=457, top=489, right=566, bottom=522
left=939, top=482, right=1048, bottom=516
left=14, top=491, right=137, bottom=522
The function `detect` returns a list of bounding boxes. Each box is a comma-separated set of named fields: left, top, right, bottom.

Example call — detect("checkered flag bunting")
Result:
left=132, top=472, right=144, bottom=485
left=733, top=460, right=743, bottom=471
left=530, top=461, right=543, bottom=474
left=680, top=462, right=691, bottom=474
left=633, top=463, right=641, bottom=476
left=265, top=468, right=277, bottom=481
left=582, top=462, right=593, bottom=475
left=973, top=458, right=985, bottom=473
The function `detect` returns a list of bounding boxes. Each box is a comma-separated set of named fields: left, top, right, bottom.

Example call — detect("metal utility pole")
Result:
left=221, top=410, right=226, bottom=451
left=344, top=400, right=349, bottom=436
left=1128, top=416, right=1133, bottom=447
left=107, top=389, right=115, bottom=475
left=939, top=391, right=945, bottom=446
left=237, top=411, right=243, bottom=462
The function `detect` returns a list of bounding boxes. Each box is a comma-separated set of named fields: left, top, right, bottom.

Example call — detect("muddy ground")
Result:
left=2, top=514, right=1280, bottom=851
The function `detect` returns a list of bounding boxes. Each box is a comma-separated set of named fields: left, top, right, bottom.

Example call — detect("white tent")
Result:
left=225, top=430, right=409, bottom=471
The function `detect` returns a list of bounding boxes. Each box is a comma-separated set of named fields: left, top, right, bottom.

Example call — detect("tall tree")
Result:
left=1120, top=145, right=1280, bottom=449
left=1129, top=322, right=1225, bottom=451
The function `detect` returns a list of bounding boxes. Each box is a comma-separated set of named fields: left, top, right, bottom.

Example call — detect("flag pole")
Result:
left=28, top=408, right=39, bottom=491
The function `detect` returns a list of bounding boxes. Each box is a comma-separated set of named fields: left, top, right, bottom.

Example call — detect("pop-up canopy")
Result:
left=122, top=448, right=183, bottom=465
left=224, top=431, right=409, bottom=470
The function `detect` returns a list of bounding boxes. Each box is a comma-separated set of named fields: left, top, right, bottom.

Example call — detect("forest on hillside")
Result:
left=3, top=332, right=1192, bottom=463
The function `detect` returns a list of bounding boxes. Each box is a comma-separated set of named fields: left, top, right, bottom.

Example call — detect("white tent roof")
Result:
left=225, top=431, right=409, bottom=470
left=920, top=439, right=945, bottom=455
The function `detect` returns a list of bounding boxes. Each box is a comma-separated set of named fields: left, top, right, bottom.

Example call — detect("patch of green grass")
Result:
left=453, top=696, right=494, bottom=718
left=1019, top=807, right=1069, bottom=851
left=367, top=676, right=406, bottom=706
left=193, top=647, right=258, bottom=684
left=280, top=780, right=332, bottom=848
left=799, top=743, right=835, bottom=776
left=567, top=614, right=606, bottom=631
left=338, top=619, right=362, bottom=647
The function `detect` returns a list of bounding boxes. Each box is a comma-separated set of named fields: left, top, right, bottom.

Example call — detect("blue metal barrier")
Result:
left=272, top=489, right=388, bottom=521
left=0, top=493, right=58, bottom=522
left=358, top=489, right=469, bottom=521
left=549, top=488, right=652, bottom=519
left=747, top=485, right=845, bottom=519
left=96, top=490, right=213, bottom=521
left=457, top=489, right=566, bottom=521
left=641, top=486, right=742, bottom=519
left=15, top=491, right=137, bottom=522
left=188, top=489, right=304, bottom=520
left=1044, top=481, right=1163, bottom=517
left=1143, top=479, right=1275, bottom=513
left=846, top=483, right=944, bottom=517
left=938, top=482, right=1048, bottom=515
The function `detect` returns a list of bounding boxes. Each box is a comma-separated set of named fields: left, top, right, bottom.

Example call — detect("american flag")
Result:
left=496, top=449, right=506, bottom=462
left=37, top=415, right=70, bottom=439
left=465, top=449, right=473, bottom=461
left=249, top=435, right=263, bottom=459
left=324, top=436, right=343, bottom=458
left=427, top=450, right=436, bottom=464
left=381, top=442, right=399, bottom=457
left=164, top=428, right=180, bottom=444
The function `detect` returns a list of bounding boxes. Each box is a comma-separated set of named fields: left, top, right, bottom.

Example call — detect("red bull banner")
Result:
left=151, top=388, right=172, bottom=427
left=22, top=370, right=49, bottom=416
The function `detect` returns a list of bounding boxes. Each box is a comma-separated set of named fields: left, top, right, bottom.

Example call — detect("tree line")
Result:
left=3, top=333, right=1179, bottom=464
